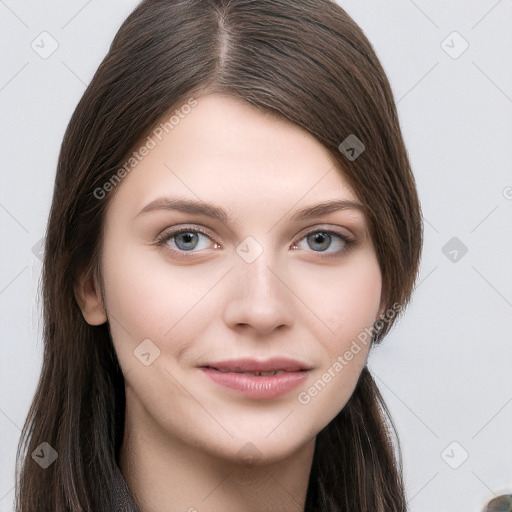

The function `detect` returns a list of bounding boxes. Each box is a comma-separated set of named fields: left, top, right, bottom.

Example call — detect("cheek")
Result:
left=100, top=238, right=231, bottom=370
left=299, top=251, right=382, bottom=342
left=293, top=254, right=381, bottom=424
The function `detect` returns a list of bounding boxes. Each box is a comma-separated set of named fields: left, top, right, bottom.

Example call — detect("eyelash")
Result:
left=154, top=225, right=356, bottom=260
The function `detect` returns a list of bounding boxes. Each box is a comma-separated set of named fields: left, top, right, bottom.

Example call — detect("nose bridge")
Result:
left=234, top=233, right=280, bottom=293
left=239, top=252, right=278, bottom=300
left=222, top=237, right=295, bottom=334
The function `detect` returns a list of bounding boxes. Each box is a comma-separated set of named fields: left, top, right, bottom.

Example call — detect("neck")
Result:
left=119, top=390, right=315, bottom=512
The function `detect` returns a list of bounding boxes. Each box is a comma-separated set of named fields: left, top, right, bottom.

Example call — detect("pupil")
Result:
left=176, top=232, right=198, bottom=250
left=308, top=232, right=330, bottom=251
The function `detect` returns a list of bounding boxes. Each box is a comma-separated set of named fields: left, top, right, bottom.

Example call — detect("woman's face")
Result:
left=89, top=93, right=383, bottom=464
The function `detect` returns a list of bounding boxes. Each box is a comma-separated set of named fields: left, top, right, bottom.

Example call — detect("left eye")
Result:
left=292, top=230, right=351, bottom=255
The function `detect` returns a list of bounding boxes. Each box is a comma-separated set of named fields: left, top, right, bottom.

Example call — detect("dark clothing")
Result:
left=112, top=466, right=142, bottom=512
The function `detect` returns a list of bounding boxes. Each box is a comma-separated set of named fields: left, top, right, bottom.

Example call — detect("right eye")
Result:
left=155, top=225, right=221, bottom=258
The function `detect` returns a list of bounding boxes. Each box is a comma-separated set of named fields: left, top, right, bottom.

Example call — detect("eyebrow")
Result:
left=136, top=196, right=365, bottom=224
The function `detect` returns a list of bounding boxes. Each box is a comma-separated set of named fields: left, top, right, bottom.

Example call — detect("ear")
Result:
left=74, top=267, right=107, bottom=325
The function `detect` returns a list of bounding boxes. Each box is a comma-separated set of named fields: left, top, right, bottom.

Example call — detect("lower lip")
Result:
left=200, top=367, right=309, bottom=399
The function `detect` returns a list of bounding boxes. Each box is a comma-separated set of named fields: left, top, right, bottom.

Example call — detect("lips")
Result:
left=202, top=358, right=311, bottom=374
left=199, top=358, right=312, bottom=399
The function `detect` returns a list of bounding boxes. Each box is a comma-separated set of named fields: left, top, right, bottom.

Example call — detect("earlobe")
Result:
left=74, top=269, right=107, bottom=325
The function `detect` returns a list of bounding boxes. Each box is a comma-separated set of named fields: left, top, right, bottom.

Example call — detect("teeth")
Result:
left=242, top=370, right=284, bottom=377
left=211, top=368, right=285, bottom=376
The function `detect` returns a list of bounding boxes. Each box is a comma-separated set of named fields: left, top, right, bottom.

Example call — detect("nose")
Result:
left=222, top=250, right=295, bottom=337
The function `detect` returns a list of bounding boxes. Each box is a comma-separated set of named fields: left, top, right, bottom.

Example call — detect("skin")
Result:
left=76, top=93, right=383, bottom=512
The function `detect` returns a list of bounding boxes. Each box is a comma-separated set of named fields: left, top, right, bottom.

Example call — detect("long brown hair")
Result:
left=15, top=0, right=422, bottom=510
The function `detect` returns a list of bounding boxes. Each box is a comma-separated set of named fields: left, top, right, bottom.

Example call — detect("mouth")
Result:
left=199, top=358, right=312, bottom=399
left=205, top=368, right=289, bottom=377
left=201, top=357, right=311, bottom=374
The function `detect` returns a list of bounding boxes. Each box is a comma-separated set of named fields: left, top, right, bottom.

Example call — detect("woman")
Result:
left=15, top=0, right=422, bottom=510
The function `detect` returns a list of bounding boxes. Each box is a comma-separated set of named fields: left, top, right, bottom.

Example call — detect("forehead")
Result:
left=107, top=93, right=359, bottom=219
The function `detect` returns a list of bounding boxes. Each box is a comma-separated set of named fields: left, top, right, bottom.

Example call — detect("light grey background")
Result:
left=1, top=1, right=511, bottom=511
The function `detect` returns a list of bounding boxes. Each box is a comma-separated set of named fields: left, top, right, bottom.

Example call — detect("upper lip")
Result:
left=202, top=358, right=311, bottom=372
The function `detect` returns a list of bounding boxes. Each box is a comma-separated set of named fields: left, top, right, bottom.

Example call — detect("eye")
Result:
left=155, top=225, right=355, bottom=260
left=155, top=226, right=219, bottom=257
left=291, top=229, right=355, bottom=259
